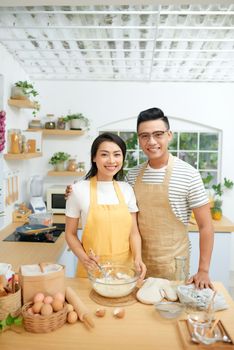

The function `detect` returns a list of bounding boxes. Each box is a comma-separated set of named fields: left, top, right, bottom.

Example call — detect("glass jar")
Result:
left=9, top=129, right=21, bottom=154
left=67, top=159, right=78, bottom=171
left=174, top=256, right=187, bottom=283
left=44, top=114, right=56, bottom=129
left=77, top=161, right=85, bottom=172
left=57, top=117, right=66, bottom=130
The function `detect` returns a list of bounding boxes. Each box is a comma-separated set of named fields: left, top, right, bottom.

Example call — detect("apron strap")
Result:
left=163, top=153, right=174, bottom=186
left=135, top=153, right=174, bottom=186
left=90, top=176, right=97, bottom=205
left=113, top=180, right=126, bottom=205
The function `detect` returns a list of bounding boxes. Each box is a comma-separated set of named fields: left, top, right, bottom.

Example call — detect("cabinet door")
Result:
left=189, top=231, right=231, bottom=288
left=57, top=229, right=82, bottom=277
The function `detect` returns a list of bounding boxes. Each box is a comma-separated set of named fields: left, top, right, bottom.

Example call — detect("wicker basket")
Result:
left=0, top=287, right=21, bottom=320
left=22, top=302, right=68, bottom=333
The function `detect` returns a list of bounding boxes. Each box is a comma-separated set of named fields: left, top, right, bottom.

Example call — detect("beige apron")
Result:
left=134, top=154, right=189, bottom=279
left=77, top=176, right=133, bottom=277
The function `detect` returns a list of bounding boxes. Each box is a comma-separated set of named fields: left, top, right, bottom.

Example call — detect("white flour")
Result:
left=93, top=274, right=135, bottom=298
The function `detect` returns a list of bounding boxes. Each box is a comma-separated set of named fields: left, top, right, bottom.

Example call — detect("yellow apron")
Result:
left=134, top=154, right=189, bottom=279
left=77, top=176, right=133, bottom=277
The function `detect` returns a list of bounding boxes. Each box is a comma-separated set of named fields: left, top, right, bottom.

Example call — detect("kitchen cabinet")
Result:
left=188, top=217, right=234, bottom=289
left=189, top=231, right=232, bottom=289
left=8, top=98, right=37, bottom=109
left=57, top=245, right=78, bottom=277
left=57, top=229, right=82, bottom=277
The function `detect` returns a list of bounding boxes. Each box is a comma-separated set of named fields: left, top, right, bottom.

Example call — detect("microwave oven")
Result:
left=46, top=186, right=66, bottom=214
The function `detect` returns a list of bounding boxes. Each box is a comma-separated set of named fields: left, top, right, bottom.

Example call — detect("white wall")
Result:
left=1, top=41, right=234, bottom=268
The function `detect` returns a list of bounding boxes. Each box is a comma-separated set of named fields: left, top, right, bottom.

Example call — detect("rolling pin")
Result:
left=65, top=286, right=94, bottom=328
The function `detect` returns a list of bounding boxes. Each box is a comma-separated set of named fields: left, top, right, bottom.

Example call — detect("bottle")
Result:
left=174, top=256, right=187, bottom=284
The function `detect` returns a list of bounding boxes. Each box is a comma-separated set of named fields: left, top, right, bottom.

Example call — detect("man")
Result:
left=126, top=107, right=214, bottom=289
left=66, top=107, right=214, bottom=289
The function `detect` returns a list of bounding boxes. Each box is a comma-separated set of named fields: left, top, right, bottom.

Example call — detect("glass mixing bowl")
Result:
left=155, top=302, right=184, bottom=319
left=88, top=264, right=139, bottom=298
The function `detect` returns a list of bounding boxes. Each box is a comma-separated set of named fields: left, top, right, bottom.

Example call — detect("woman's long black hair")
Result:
left=85, top=132, right=126, bottom=181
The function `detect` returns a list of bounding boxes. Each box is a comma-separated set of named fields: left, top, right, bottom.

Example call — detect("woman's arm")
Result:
left=65, top=216, right=98, bottom=271
left=129, top=212, right=147, bottom=280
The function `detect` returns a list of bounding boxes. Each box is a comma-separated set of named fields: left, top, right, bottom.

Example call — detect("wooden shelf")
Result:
left=8, top=99, right=37, bottom=109
left=27, top=129, right=85, bottom=136
left=4, top=152, right=42, bottom=160
left=47, top=171, right=85, bottom=177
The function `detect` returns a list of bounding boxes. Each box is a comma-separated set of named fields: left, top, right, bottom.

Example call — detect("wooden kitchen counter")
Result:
left=188, top=215, right=234, bottom=232
left=1, top=279, right=234, bottom=350
left=0, top=222, right=66, bottom=271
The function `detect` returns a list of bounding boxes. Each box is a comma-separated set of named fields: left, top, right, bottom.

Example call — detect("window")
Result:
left=99, top=130, right=220, bottom=182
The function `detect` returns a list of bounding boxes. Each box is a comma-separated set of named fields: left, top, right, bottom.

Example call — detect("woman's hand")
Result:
left=64, top=184, right=73, bottom=200
left=134, top=259, right=147, bottom=281
left=79, top=254, right=100, bottom=272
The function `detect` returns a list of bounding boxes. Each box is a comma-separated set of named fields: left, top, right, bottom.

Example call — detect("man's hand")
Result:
left=65, top=184, right=73, bottom=199
left=186, top=270, right=214, bottom=290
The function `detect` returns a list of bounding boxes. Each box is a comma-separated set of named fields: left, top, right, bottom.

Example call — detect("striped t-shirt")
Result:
left=126, top=156, right=208, bottom=225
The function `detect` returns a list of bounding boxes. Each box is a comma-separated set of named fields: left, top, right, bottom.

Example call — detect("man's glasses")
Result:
left=138, top=130, right=169, bottom=142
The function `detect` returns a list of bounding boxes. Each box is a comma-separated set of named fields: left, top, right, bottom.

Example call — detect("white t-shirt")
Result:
left=65, top=179, right=138, bottom=227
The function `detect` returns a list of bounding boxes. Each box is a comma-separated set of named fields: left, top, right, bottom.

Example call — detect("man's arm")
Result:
left=186, top=203, right=214, bottom=289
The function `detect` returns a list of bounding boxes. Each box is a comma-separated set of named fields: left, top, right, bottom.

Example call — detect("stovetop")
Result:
left=3, top=224, right=65, bottom=243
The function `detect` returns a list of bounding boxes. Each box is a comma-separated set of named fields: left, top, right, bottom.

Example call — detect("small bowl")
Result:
left=155, top=302, right=184, bottom=319
left=88, top=264, right=139, bottom=298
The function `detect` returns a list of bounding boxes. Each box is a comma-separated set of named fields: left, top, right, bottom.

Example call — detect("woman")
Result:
left=65, top=132, right=146, bottom=278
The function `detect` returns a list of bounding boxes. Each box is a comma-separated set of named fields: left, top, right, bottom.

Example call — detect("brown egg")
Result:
left=66, top=304, right=74, bottom=313
left=53, top=292, right=65, bottom=303
left=40, top=303, right=53, bottom=316
left=95, top=308, right=106, bottom=317
left=44, top=295, right=54, bottom=304
left=113, top=307, right=125, bottom=318
left=67, top=311, right=78, bottom=324
left=32, top=301, right=44, bottom=314
left=33, top=292, right=45, bottom=303
left=52, top=299, right=64, bottom=312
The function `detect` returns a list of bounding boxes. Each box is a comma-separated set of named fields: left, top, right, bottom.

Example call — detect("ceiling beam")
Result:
left=0, top=1, right=233, bottom=6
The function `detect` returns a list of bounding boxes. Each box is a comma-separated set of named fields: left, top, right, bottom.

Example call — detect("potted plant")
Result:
left=202, top=174, right=233, bottom=220
left=211, top=178, right=233, bottom=220
left=66, top=113, right=90, bottom=130
left=11, top=80, right=39, bottom=101
left=49, top=152, right=70, bottom=171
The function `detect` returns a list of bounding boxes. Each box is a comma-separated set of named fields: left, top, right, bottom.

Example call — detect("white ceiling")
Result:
left=0, top=3, right=233, bottom=82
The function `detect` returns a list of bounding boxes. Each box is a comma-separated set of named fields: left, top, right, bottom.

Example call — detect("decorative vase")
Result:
left=70, top=119, right=85, bottom=130
left=54, top=162, right=65, bottom=172
left=11, top=86, right=28, bottom=100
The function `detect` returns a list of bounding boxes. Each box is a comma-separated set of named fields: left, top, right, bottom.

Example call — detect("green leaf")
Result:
left=14, top=316, right=23, bottom=326
left=6, top=314, right=15, bottom=326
